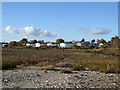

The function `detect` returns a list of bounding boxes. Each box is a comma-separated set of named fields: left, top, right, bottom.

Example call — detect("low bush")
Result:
left=103, top=64, right=119, bottom=73
left=84, top=60, right=119, bottom=73
left=14, top=60, right=24, bottom=65
left=25, top=60, right=40, bottom=66
left=72, top=65, right=84, bottom=71
left=2, top=61, right=16, bottom=70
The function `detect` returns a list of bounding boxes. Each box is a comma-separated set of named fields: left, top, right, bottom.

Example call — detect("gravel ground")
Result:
left=2, top=66, right=120, bottom=88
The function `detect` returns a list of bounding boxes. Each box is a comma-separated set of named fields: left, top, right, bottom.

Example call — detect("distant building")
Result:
left=26, top=43, right=36, bottom=47
left=76, top=43, right=82, bottom=46
left=82, top=42, right=90, bottom=47
left=99, top=43, right=104, bottom=47
left=47, top=42, right=59, bottom=47
left=89, top=43, right=98, bottom=47
left=77, top=42, right=98, bottom=47
left=47, top=43, right=52, bottom=47
left=35, top=43, right=47, bottom=47
left=76, top=42, right=90, bottom=47
left=35, top=43, right=41, bottom=47
left=0, top=42, right=9, bottom=47
left=52, top=43, right=59, bottom=47
left=26, top=42, right=47, bottom=47
left=59, top=42, right=74, bottom=48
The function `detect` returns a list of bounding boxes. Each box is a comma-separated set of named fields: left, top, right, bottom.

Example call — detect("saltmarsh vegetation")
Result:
left=2, top=48, right=120, bottom=73
left=2, top=61, right=16, bottom=70
left=72, top=59, right=119, bottom=73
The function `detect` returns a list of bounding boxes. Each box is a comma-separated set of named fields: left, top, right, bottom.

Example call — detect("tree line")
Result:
left=8, top=36, right=120, bottom=48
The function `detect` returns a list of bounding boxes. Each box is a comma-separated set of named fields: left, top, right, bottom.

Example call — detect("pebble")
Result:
left=2, top=67, right=120, bottom=88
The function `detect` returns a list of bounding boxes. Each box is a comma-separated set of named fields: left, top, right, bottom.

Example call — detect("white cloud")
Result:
left=5, top=26, right=60, bottom=37
left=86, top=28, right=110, bottom=35
left=59, top=23, right=66, bottom=27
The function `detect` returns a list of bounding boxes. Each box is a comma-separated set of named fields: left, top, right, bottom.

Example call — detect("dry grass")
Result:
left=24, top=60, right=40, bottom=66
left=72, top=64, right=84, bottom=71
left=36, top=61, right=50, bottom=67
left=38, top=65, right=55, bottom=70
left=72, top=59, right=119, bottom=73
left=91, top=48, right=119, bottom=56
left=2, top=61, right=16, bottom=70
left=2, top=48, right=120, bottom=73
left=2, top=48, right=73, bottom=62
left=56, top=62, right=72, bottom=67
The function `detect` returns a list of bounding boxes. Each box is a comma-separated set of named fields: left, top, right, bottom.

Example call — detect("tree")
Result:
left=9, top=41, right=17, bottom=46
left=111, top=36, right=119, bottom=43
left=111, top=36, right=120, bottom=48
left=31, top=40, right=37, bottom=44
left=100, top=39, right=106, bottom=43
left=97, top=39, right=106, bottom=45
left=20, top=38, right=28, bottom=44
left=106, top=41, right=111, bottom=44
left=17, top=42, right=23, bottom=46
left=97, top=39, right=101, bottom=45
left=81, top=38, right=85, bottom=42
left=111, top=37, right=115, bottom=43
left=91, top=39, right=95, bottom=43
left=38, top=40, right=44, bottom=43
left=56, top=39, right=64, bottom=43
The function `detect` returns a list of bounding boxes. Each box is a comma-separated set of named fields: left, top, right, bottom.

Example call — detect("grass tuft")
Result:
left=72, top=65, right=84, bottom=71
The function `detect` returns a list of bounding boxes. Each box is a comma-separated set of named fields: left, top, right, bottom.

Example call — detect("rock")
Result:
left=2, top=67, right=120, bottom=88
left=45, top=80, right=48, bottom=83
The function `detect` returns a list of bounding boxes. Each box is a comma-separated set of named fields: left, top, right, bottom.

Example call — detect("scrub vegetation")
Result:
left=2, top=48, right=120, bottom=73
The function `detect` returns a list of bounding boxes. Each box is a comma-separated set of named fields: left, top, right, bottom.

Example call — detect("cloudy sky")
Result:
left=2, top=2, right=118, bottom=42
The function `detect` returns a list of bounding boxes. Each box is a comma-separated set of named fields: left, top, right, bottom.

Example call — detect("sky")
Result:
left=2, top=2, right=118, bottom=42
